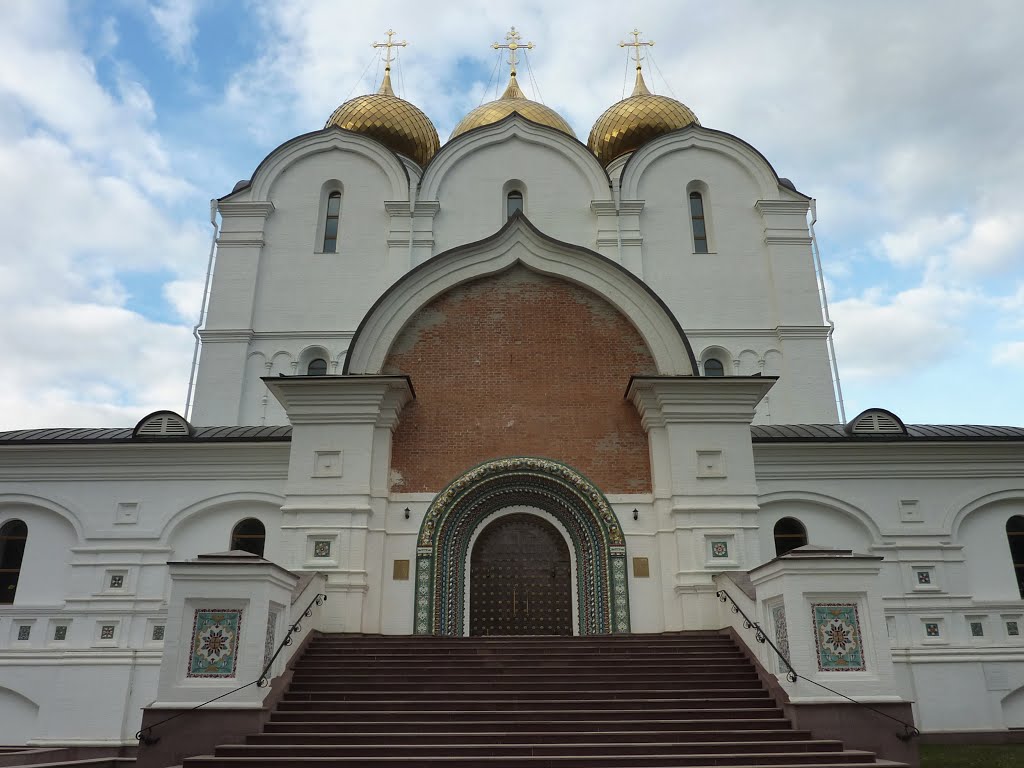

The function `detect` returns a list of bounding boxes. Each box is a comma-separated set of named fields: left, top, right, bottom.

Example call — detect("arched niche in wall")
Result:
left=163, top=493, right=284, bottom=563
left=0, top=686, right=39, bottom=742
left=956, top=497, right=1024, bottom=601
left=0, top=498, right=81, bottom=606
left=756, top=494, right=878, bottom=567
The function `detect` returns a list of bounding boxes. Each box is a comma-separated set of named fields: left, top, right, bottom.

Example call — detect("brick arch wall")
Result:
left=383, top=266, right=655, bottom=493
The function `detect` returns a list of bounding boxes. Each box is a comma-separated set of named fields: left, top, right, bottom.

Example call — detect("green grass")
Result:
left=921, top=744, right=1024, bottom=767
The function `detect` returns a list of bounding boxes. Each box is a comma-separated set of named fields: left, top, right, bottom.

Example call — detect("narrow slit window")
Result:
left=323, top=192, right=341, bottom=253
left=774, top=517, right=808, bottom=557
left=1007, top=516, right=1024, bottom=598
left=306, top=358, right=328, bottom=376
left=690, top=191, right=708, bottom=253
left=0, top=520, right=27, bottom=604
left=507, top=190, right=524, bottom=219
left=703, top=358, right=724, bottom=377
left=230, top=518, right=266, bottom=558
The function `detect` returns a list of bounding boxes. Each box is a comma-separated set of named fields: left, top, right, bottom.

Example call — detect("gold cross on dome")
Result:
left=493, top=26, right=534, bottom=78
left=620, top=28, right=654, bottom=70
left=373, top=29, right=407, bottom=71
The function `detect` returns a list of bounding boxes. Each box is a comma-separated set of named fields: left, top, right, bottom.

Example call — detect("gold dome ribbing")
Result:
left=450, top=75, right=576, bottom=140
left=325, top=70, right=440, bottom=167
left=587, top=69, right=699, bottom=166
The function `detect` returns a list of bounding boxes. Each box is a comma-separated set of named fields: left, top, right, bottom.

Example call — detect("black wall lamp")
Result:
left=404, top=507, right=411, bottom=519
left=632, top=508, right=639, bottom=521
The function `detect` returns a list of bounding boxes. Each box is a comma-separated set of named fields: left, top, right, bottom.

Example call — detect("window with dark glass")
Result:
left=774, top=517, right=808, bottom=557
left=703, top=358, right=725, bottom=377
left=507, top=190, right=524, bottom=218
left=1007, top=516, right=1024, bottom=598
left=689, top=191, right=708, bottom=253
left=306, top=358, right=328, bottom=376
left=0, top=520, right=27, bottom=604
left=323, top=192, right=341, bottom=252
left=230, top=518, right=266, bottom=557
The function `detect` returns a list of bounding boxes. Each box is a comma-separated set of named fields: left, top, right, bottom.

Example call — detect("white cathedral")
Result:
left=1, top=28, right=1023, bottom=759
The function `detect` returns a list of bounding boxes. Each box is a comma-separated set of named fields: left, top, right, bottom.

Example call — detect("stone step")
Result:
left=249, top=730, right=816, bottom=745
left=282, top=688, right=768, bottom=699
left=262, top=718, right=800, bottom=734
left=268, top=706, right=787, bottom=721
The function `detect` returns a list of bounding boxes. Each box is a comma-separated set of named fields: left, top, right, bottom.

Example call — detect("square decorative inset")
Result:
left=17, top=625, right=31, bottom=641
left=263, top=611, right=277, bottom=671
left=109, top=574, right=124, bottom=589
left=187, top=609, right=242, bottom=678
left=971, top=621, right=985, bottom=637
left=925, top=622, right=940, bottom=638
left=114, top=501, right=140, bottom=524
left=696, top=450, right=725, bottom=478
left=393, top=559, right=410, bottom=580
left=711, top=541, right=729, bottom=559
left=312, top=450, right=342, bottom=478
left=1008, top=621, right=1020, bottom=637
left=152, top=625, right=165, bottom=641
left=812, top=603, right=866, bottom=672
left=313, top=540, right=331, bottom=558
left=632, top=557, right=650, bottom=578
left=100, top=625, right=116, bottom=640
left=915, top=570, right=931, bottom=585
left=898, top=498, right=922, bottom=522
left=770, top=603, right=790, bottom=668
left=53, top=625, right=67, bottom=641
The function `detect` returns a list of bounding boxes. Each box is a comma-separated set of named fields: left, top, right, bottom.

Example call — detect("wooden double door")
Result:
left=469, top=514, right=573, bottom=636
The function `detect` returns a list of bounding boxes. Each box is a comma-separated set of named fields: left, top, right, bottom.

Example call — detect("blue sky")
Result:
left=0, top=0, right=1021, bottom=428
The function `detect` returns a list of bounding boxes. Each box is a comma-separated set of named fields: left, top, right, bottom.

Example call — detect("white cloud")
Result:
left=831, top=284, right=977, bottom=380
left=993, top=342, right=1024, bottom=367
left=149, top=0, right=200, bottom=66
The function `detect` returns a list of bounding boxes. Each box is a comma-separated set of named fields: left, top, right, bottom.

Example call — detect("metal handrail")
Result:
left=136, top=592, right=327, bottom=745
left=716, top=588, right=920, bottom=742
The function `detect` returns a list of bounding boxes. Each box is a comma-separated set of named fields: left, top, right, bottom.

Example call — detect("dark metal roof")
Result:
left=0, top=425, right=293, bottom=445
left=752, top=424, right=1024, bottom=442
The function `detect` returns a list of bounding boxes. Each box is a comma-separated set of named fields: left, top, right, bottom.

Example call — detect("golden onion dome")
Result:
left=450, top=75, right=575, bottom=140
left=325, top=69, right=440, bottom=167
left=587, top=69, right=699, bottom=166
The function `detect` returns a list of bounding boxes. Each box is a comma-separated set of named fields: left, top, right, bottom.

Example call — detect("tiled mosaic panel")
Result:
left=771, top=603, right=790, bottom=670
left=925, top=622, right=940, bottom=637
left=17, top=625, right=30, bottom=641
left=263, top=611, right=277, bottom=671
left=970, top=621, right=984, bottom=637
left=187, top=609, right=242, bottom=678
left=1008, top=621, right=1020, bottom=637
left=53, top=625, right=67, bottom=641
left=100, top=625, right=115, bottom=640
left=152, top=625, right=165, bottom=641
left=313, top=540, right=331, bottom=558
left=711, top=541, right=729, bottom=558
left=916, top=570, right=931, bottom=585
left=109, top=574, right=124, bottom=589
left=812, top=603, right=866, bottom=672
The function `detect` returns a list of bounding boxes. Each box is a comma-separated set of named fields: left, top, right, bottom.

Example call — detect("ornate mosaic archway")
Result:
left=414, top=457, right=630, bottom=635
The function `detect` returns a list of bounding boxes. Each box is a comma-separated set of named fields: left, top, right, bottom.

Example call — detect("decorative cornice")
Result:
left=590, top=200, right=618, bottom=215
left=218, top=201, right=275, bottom=218
left=775, top=325, right=831, bottom=339
left=754, top=200, right=809, bottom=216
left=384, top=201, right=412, bottom=216
left=626, top=376, right=777, bottom=428
left=214, top=238, right=266, bottom=248
left=263, top=375, right=414, bottom=428
left=198, top=329, right=255, bottom=343
left=413, top=200, right=441, bottom=216
left=618, top=200, right=645, bottom=216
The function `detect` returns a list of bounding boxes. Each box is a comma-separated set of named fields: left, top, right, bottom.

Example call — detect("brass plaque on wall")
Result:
left=633, top=557, right=650, bottom=578
left=393, top=559, right=410, bottom=580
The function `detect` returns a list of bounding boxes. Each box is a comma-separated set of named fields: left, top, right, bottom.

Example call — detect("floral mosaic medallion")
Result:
left=711, top=541, right=729, bottom=559
left=812, top=603, right=866, bottom=672
left=925, top=622, right=940, bottom=638
left=187, top=609, right=242, bottom=678
left=313, top=540, right=331, bottom=558
left=770, top=603, right=790, bottom=668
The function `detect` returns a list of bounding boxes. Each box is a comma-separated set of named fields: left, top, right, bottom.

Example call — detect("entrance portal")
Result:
left=470, top=514, right=572, bottom=636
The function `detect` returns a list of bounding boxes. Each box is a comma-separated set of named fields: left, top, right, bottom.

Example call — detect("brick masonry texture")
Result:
left=384, top=266, right=656, bottom=493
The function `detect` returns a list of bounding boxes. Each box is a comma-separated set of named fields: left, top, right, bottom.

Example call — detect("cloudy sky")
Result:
left=0, top=0, right=1021, bottom=429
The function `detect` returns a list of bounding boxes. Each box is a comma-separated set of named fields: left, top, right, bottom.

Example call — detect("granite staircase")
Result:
left=184, top=632, right=908, bottom=768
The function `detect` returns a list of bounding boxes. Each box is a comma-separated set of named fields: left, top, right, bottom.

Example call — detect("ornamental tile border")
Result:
left=770, top=602, right=789, bottom=670
left=414, top=457, right=629, bottom=636
left=187, top=608, right=242, bottom=678
left=811, top=603, right=866, bottom=672
left=263, top=611, right=277, bottom=670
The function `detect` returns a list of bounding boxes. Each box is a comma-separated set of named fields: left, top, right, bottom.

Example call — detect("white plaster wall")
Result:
left=958, top=498, right=1024, bottom=601
left=431, top=138, right=599, bottom=255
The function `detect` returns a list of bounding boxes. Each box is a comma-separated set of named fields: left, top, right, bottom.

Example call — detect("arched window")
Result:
left=306, top=358, right=328, bottom=376
left=0, top=520, right=28, bottom=604
left=689, top=191, right=708, bottom=253
left=703, top=358, right=725, bottom=377
left=774, top=517, right=807, bottom=557
left=1007, top=516, right=1024, bottom=598
left=322, top=191, right=341, bottom=253
left=507, top=190, right=524, bottom=219
left=230, top=518, right=266, bottom=557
